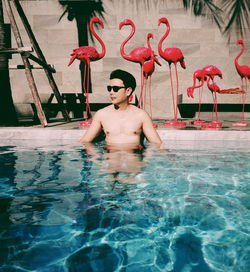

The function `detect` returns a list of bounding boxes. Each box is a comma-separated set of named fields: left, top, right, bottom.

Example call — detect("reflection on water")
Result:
left=0, top=140, right=249, bottom=272
left=84, top=143, right=149, bottom=185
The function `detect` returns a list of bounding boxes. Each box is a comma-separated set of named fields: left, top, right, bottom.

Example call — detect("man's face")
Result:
left=107, top=78, right=131, bottom=104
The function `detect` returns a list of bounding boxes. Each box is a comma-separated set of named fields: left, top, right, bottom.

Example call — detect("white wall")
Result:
left=4, top=0, right=250, bottom=119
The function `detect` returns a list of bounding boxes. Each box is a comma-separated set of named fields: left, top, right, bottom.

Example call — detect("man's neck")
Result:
left=114, top=102, right=130, bottom=111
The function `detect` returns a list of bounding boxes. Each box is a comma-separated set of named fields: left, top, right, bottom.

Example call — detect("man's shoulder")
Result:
left=130, top=105, right=148, bottom=116
left=94, top=105, right=113, bottom=118
left=97, top=104, right=113, bottom=113
left=129, top=104, right=143, bottom=112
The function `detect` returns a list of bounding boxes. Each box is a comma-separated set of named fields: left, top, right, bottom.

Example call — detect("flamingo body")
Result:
left=158, top=17, right=186, bottom=69
left=126, top=47, right=151, bottom=64
left=207, top=78, right=220, bottom=93
left=69, top=47, right=100, bottom=65
left=158, top=17, right=186, bottom=125
left=233, top=40, right=250, bottom=126
left=141, top=34, right=161, bottom=126
left=68, top=16, right=106, bottom=124
left=68, top=17, right=106, bottom=66
left=202, top=65, right=223, bottom=80
left=119, top=21, right=161, bottom=111
left=119, top=19, right=152, bottom=66
left=187, top=69, right=206, bottom=98
left=160, top=47, right=186, bottom=68
left=143, top=58, right=155, bottom=79
left=142, top=34, right=161, bottom=79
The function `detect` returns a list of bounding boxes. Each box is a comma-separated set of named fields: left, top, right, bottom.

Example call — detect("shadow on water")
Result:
left=0, top=146, right=18, bottom=266
left=173, top=232, right=211, bottom=272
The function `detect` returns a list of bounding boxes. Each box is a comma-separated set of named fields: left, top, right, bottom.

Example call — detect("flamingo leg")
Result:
left=202, top=87, right=222, bottom=128
left=85, top=64, right=90, bottom=119
left=138, top=67, right=145, bottom=109
left=211, top=90, right=215, bottom=122
left=82, top=64, right=88, bottom=118
left=197, top=87, right=202, bottom=120
left=85, top=64, right=91, bottom=120
left=213, top=91, right=218, bottom=122
left=149, top=76, right=157, bottom=127
left=244, top=79, right=248, bottom=121
left=232, top=77, right=249, bottom=127
left=149, top=76, right=153, bottom=119
left=241, top=77, right=246, bottom=122
left=193, top=86, right=205, bottom=125
left=201, top=91, right=222, bottom=128
left=174, top=63, right=179, bottom=121
left=169, top=65, right=176, bottom=119
left=163, top=63, right=186, bottom=126
left=80, top=62, right=92, bottom=126
left=143, top=78, right=147, bottom=111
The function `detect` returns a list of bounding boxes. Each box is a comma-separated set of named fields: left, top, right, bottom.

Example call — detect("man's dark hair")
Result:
left=109, top=69, right=136, bottom=92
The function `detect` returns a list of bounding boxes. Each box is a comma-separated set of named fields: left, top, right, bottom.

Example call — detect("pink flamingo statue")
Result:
left=119, top=19, right=160, bottom=109
left=233, top=40, right=250, bottom=127
left=142, top=52, right=160, bottom=127
left=68, top=17, right=106, bottom=126
left=142, top=34, right=161, bottom=126
left=158, top=17, right=186, bottom=126
left=187, top=69, right=207, bottom=125
left=139, top=33, right=154, bottom=108
left=200, top=65, right=223, bottom=128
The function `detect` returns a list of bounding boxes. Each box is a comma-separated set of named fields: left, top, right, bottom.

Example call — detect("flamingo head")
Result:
left=203, top=65, right=223, bottom=80
left=91, top=17, right=104, bottom=28
left=153, top=54, right=161, bottom=66
left=119, top=19, right=134, bottom=30
left=158, top=17, right=169, bottom=26
left=187, top=87, right=195, bottom=98
left=194, top=69, right=206, bottom=82
left=236, top=40, right=243, bottom=45
left=147, top=33, right=154, bottom=40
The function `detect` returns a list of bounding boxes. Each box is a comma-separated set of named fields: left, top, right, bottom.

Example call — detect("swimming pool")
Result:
left=0, top=139, right=249, bottom=272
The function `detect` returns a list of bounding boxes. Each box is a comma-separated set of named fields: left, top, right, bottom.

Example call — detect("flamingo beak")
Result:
left=119, top=22, right=123, bottom=30
left=99, top=21, right=104, bottom=29
left=154, top=56, right=161, bottom=66
left=187, top=87, right=194, bottom=98
left=68, top=55, right=76, bottom=66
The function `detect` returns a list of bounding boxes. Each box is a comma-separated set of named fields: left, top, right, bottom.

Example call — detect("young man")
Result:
left=80, top=69, right=162, bottom=147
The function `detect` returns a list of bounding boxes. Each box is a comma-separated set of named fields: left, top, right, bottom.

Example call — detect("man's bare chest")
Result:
left=101, top=114, right=142, bottom=135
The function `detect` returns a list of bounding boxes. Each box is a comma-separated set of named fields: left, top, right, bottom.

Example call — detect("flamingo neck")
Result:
left=147, top=35, right=152, bottom=50
left=90, top=21, right=106, bottom=58
left=120, top=22, right=135, bottom=61
left=235, top=43, right=244, bottom=69
left=158, top=21, right=170, bottom=57
left=192, top=79, right=205, bottom=90
left=206, top=77, right=213, bottom=88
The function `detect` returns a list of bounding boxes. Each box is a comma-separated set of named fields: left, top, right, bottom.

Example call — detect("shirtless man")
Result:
left=80, top=69, right=162, bottom=147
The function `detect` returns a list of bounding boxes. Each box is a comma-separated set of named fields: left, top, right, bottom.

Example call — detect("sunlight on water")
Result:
left=0, top=140, right=249, bottom=272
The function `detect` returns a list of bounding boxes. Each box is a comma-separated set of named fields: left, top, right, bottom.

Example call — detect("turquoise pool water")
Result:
left=0, top=140, right=249, bottom=272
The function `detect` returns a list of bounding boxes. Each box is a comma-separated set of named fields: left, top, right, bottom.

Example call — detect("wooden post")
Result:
left=13, top=0, right=71, bottom=122
left=3, top=0, right=47, bottom=126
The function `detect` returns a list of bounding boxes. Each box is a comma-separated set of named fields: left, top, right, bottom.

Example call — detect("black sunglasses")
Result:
left=107, top=85, right=126, bottom=92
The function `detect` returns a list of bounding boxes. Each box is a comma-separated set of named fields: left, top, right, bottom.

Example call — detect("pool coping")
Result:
left=1, top=127, right=250, bottom=141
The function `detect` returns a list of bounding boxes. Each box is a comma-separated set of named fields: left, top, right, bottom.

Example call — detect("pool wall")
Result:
left=0, top=127, right=250, bottom=142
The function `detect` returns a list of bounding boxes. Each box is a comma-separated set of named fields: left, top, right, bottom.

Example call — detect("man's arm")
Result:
left=141, top=111, right=162, bottom=147
left=80, top=111, right=102, bottom=143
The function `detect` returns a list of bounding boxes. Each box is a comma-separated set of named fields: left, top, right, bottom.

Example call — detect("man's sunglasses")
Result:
left=107, top=86, right=126, bottom=92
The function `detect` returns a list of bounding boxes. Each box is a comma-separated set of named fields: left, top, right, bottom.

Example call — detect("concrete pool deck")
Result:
left=1, top=118, right=250, bottom=142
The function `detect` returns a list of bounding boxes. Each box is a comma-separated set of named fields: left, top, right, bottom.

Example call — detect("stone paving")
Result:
left=1, top=116, right=250, bottom=142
